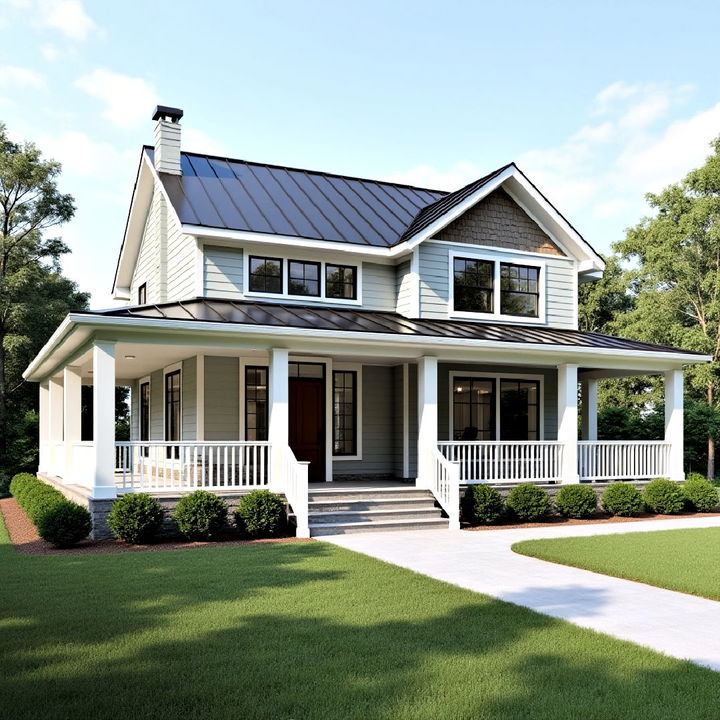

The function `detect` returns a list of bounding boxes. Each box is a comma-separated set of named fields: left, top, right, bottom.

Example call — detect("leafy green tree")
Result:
left=578, top=254, right=634, bottom=333
left=0, top=122, right=88, bottom=485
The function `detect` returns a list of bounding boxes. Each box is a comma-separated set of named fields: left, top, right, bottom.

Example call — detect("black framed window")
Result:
left=165, top=371, right=181, bottom=456
left=453, top=257, right=494, bottom=313
left=326, top=264, right=357, bottom=300
left=500, top=263, right=540, bottom=317
left=245, top=366, right=268, bottom=441
left=452, top=377, right=495, bottom=441
left=333, top=371, right=357, bottom=455
left=249, top=256, right=283, bottom=293
left=138, top=283, right=147, bottom=305
left=500, top=379, right=540, bottom=440
left=288, top=260, right=321, bottom=297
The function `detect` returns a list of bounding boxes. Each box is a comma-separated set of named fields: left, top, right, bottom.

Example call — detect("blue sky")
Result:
left=1, top=0, right=719, bottom=306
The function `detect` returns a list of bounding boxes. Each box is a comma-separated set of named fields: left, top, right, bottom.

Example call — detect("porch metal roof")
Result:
left=81, top=299, right=698, bottom=356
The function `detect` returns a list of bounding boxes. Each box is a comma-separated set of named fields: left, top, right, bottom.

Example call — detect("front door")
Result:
left=289, top=377, right=325, bottom=482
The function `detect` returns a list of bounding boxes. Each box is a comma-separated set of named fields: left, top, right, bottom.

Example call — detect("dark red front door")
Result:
left=289, top=378, right=325, bottom=482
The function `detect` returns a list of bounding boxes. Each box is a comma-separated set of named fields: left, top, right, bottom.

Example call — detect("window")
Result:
left=453, top=257, right=493, bottom=313
left=452, top=377, right=495, bottom=440
left=288, top=260, right=320, bottom=297
left=500, top=380, right=539, bottom=440
left=249, top=256, right=283, bottom=293
left=333, top=371, right=356, bottom=455
left=165, top=370, right=181, bottom=456
left=289, top=362, right=324, bottom=378
left=138, top=283, right=147, bottom=305
left=326, top=264, right=357, bottom=300
left=500, top=263, right=539, bottom=317
left=245, top=366, right=268, bottom=441
left=140, top=381, right=150, bottom=455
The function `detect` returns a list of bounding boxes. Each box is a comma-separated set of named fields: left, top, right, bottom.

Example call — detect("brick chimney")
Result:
left=152, top=105, right=183, bottom=175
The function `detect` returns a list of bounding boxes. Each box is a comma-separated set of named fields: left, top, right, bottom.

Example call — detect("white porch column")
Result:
left=63, top=366, right=82, bottom=482
left=38, top=380, right=50, bottom=473
left=92, top=341, right=117, bottom=499
left=268, top=348, right=289, bottom=489
left=48, top=376, right=64, bottom=477
left=557, top=364, right=580, bottom=484
left=581, top=378, right=598, bottom=441
left=417, top=356, right=438, bottom=489
left=665, top=369, right=684, bottom=482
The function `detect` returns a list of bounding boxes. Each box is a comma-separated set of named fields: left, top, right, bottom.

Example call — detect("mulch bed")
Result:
left=0, top=497, right=311, bottom=556
left=463, top=509, right=720, bottom=532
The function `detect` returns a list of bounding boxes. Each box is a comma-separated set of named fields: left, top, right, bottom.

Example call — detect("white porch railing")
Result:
left=578, top=441, right=671, bottom=482
left=114, top=442, right=271, bottom=492
left=430, top=448, right=461, bottom=529
left=438, top=441, right=564, bottom=484
left=280, top=446, right=310, bottom=538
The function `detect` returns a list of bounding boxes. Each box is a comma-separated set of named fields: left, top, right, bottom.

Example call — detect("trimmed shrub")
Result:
left=555, top=485, right=597, bottom=519
left=602, top=483, right=644, bottom=517
left=37, top=501, right=91, bottom=547
left=235, top=490, right=286, bottom=538
left=686, top=471, right=709, bottom=484
left=643, top=478, right=685, bottom=515
left=10, top=473, right=65, bottom=524
left=683, top=477, right=719, bottom=513
left=108, top=493, right=165, bottom=543
left=172, top=490, right=228, bottom=540
left=462, top=485, right=505, bottom=525
left=506, top=483, right=551, bottom=522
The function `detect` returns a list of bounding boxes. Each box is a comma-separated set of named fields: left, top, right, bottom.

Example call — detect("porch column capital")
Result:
left=557, top=363, right=579, bottom=484
left=664, top=368, right=684, bottom=482
left=92, top=340, right=117, bottom=499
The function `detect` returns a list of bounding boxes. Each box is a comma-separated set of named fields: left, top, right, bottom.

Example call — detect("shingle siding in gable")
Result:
left=434, top=189, right=565, bottom=256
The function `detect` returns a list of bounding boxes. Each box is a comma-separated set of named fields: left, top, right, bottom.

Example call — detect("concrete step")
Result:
left=309, top=507, right=440, bottom=524
left=308, top=497, right=436, bottom=513
left=307, top=488, right=431, bottom=502
left=310, top=517, right=449, bottom=536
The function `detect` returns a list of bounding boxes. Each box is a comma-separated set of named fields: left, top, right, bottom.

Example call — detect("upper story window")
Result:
left=288, top=260, right=321, bottom=297
left=249, top=256, right=283, bottom=293
left=451, top=253, right=543, bottom=321
left=326, top=264, right=357, bottom=300
left=138, top=283, right=147, bottom=305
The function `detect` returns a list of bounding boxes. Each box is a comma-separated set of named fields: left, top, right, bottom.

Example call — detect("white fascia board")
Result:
left=113, top=287, right=131, bottom=301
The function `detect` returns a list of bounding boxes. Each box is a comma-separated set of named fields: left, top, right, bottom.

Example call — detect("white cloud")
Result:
left=35, top=130, right=136, bottom=177
left=0, top=65, right=46, bottom=89
left=384, top=161, right=481, bottom=191
left=75, top=69, right=157, bottom=129
left=38, top=0, right=100, bottom=41
left=40, top=43, right=62, bottom=61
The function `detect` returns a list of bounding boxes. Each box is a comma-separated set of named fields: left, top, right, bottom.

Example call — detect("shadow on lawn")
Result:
left=1, top=542, right=719, bottom=720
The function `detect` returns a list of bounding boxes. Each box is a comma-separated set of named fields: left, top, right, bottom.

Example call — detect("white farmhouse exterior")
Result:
left=24, top=107, right=708, bottom=537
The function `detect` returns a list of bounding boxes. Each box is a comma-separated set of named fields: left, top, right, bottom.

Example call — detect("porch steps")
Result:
left=303, top=486, right=448, bottom=536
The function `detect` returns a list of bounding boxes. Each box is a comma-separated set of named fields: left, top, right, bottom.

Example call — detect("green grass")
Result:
left=513, top=527, right=720, bottom=601
left=2, top=514, right=720, bottom=720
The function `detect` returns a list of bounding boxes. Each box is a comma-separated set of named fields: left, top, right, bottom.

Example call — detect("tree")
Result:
left=577, top=254, right=634, bottom=333
left=0, top=122, right=88, bottom=486
left=613, top=137, right=720, bottom=478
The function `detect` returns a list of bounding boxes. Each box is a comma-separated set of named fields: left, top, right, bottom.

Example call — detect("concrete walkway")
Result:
left=323, top=516, right=720, bottom=671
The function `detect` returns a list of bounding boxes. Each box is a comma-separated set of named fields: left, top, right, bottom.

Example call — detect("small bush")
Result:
left=686, top=471, right=709, bottom=484
left=462, top=485, right=505, bottom=524
left=683, top=477, right=719, bottom=513
left=172, top=490, right=228, bottom=540
left=235, top=490, right=286, bottom=538
left=602, top=483, right=644, bottom=517
left=108, top=493, right=165, bottom=543
left=643, top=478, right=685, bottom=515
left=506, top=484, right=551, bottom=522
left=555, top=485, right=597, bottom=519
left=37, top=501, right=91, bottom=547
left=10, top=473, right=65, bottom=524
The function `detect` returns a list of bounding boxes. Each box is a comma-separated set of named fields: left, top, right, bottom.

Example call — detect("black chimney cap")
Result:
left=152, top=105, right=184, bottom=122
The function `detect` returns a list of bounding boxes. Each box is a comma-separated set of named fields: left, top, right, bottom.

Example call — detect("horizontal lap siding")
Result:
left=130, top=380, right=139, bottom=440
left=166, top=219, right=196, bottom=300
left=395, top=259, right=415, bottom=316
left=182, top=357, right=197, bottom=441
left=204, top=246, right=243, bottom=298
left=150, top=370, right=163, bottom=441
left=361, top=262, right=395, bottom=311
left=204, top=356, right=240, bottom=441
left=131, top=187, right=161, bottom=304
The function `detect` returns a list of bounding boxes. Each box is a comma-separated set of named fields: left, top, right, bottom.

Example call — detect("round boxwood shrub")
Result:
left=555, top=484, right=597, bottom=519
left=107, top=493, right=165, bottom=543
left=642, top=478, right=685, bottom=515
left=36, top=501, right=91, bottom=547
left=235, top=490, right=286, bottom=538
left=683, top=476, right=719, bottom=513
left=506, top=483, right=551, bottom=522
left=601, top=482, right=644, bottom=517
left=172, top=490, right=228, bottom=540
left=462, top=485, right=505, bottom=525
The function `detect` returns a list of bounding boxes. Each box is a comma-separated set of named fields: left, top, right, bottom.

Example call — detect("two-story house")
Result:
left=24, top=106, right=707, bottom=538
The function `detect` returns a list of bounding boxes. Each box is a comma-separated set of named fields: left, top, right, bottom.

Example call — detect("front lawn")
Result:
left=513, top=527, right=720, bottom=601
left=2, top=514, right=720, bottom=719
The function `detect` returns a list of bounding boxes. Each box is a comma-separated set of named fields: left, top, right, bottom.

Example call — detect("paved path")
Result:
left=323, top=516, right=720, bottom=671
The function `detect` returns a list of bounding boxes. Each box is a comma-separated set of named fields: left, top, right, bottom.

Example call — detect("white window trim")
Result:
left=332, top=362, right=363, bottom=462
left=448, top=370, right=545, bottom=441
left=137, top=375, right=151, bottom=442
left=448, top=250, right=547, bottom=324
left=242, top=252, right=363, bottom=306
left=163, top=361, right=182, bottom=443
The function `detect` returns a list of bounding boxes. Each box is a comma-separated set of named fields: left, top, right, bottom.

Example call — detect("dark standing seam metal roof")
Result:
left=82, top=298, right=699, bottom=356
left=147, top=147, right=448, bottom=248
